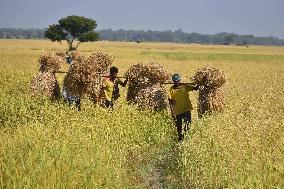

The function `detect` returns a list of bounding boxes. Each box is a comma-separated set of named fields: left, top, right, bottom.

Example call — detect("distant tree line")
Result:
left=99, top=29, right=284, bottom=46
left=1, top=28, right=284, bottom=46
left=0, top=28, right=45, bottom=39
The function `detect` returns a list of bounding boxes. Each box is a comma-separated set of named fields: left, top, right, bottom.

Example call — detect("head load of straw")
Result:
left=125, top=62, right=170, bottom=110
left=192, top=66, right=226, bottom=117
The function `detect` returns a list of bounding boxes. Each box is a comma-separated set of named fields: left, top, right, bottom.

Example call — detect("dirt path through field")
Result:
left=144, top=144, right=183, bottom=188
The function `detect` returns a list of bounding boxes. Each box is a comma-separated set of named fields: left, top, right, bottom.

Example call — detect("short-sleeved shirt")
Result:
left=102, top=77, right=123, bottom=101
left=168, top=84, right=195, bottom=115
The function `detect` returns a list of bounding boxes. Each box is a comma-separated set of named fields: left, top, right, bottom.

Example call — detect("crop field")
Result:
left=0, top=39, right=284, bottom=188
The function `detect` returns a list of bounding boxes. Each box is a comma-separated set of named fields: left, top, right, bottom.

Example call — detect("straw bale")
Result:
left=30, top=72, right=60, bottom=99
left=192, top=66, right=226, bottom=117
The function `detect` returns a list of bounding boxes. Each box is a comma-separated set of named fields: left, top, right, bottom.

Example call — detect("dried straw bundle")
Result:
left=136, top=83, right=169, bottom=111
left=55, top=51, right=65, bottom=58
left=38, top=52, right=62, bottom=73
left=30, top=72, right=60, bottom=99
left=63, top=51, right=114, bottom=99
left=192, top=66, right=226, bottom=88
left=69, top=51, right=85, bottom=62
left=86, top=51, right=114, bottom=74
left=125, top=62, right=170, bottom=110
left=125, top=63, right=169, bottom=83
left=192, top=66, right=226, bottom=117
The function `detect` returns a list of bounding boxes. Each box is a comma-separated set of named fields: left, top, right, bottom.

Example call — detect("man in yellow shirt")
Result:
left=100, top=66, right=128, bottom=109
left=168, top=74, right=198, bottom=141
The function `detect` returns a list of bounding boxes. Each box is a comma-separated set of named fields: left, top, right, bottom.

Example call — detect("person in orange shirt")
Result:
left=100, top=66, right=128, bottom=109
left=168, top=74, right=199, bottom=141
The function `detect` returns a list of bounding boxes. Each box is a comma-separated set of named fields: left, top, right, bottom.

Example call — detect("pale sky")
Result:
left=0, top=0, right=283, bottom=38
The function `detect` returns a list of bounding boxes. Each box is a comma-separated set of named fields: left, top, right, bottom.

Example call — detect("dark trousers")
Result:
left=101, top=100, right=113, bottom=109
left=67, top=97, right=81, bottom=111
left=175, top=111, right=192, bottom=141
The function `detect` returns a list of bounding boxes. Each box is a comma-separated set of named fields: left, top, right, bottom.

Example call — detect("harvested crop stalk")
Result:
left=192, top=66, right=226, bottom=117
left=38, top=51, right=63, bottom=73
left=30, top=52, right=63, bottom=99
left=30, top=71, right=60, bottom=99
left=63, top=50, right=114, bottom=103
left=125, top=62, right=170, bottom=110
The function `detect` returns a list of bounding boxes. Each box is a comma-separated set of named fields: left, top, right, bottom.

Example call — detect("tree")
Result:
left=224, top=35, right=234, bottom=45
left=44, top=15, right=99, bottom=50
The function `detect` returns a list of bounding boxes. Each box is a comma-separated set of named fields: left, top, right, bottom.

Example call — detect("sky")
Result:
left=0, top=0, right=283, bottom=38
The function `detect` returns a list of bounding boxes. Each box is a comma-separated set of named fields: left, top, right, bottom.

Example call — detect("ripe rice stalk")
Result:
left=30, top=71, right=60, bottom=99
left=38, top=52, right=62, bottom=73
left=125, top=62, right=170, bottom=110
left=192, top=66, right=226, bottom=117
left=63, top=51, right=114, bottom=100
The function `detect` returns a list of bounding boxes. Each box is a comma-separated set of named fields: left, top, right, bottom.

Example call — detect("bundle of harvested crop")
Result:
left=192, top=66, right=226, bottom=89
left=55, top=51, right=65, bottom=58
left=69, top=51, right=85, bottom=62
left=136, top=83, right=169, bottom=111
left=63, top=51, right=114, bottom=100
left=125, top=62, right=170, bottom=110
left=38, top=52, right=62, bottom=73
left=30, top=71, right=60, bottom=99
left=192, top=66, right=226, bottom=117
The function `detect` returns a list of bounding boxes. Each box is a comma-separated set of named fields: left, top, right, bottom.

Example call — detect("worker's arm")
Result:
left=192, top=84, right=199, bottom=91
left=117, top=78, right=128, bottom=87
left=185, top=83, right=199, bottom=91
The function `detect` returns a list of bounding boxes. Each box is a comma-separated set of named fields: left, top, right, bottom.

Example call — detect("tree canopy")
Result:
left=44, top=15, right=99, bottom=50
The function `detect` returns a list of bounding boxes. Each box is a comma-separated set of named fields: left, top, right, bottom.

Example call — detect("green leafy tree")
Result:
left=224, top=35, right=234, bottom=45
left=44, top=15, right=99, bottom=50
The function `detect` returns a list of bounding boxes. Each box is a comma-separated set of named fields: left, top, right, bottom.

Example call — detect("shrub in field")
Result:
left=125, top=62, right=170, bottom=110
left=192, top=66, right=226, bottom=117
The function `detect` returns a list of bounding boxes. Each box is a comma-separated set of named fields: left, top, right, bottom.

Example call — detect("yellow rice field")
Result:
left=0, top=39, right=283, bottom=188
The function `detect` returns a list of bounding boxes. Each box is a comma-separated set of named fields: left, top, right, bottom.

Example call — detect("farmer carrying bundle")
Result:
left=168, top=74, right=199, bottom=141
left=62, top=50, right=113, bottom=103
left=99, top=66, right=128, bottom=109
